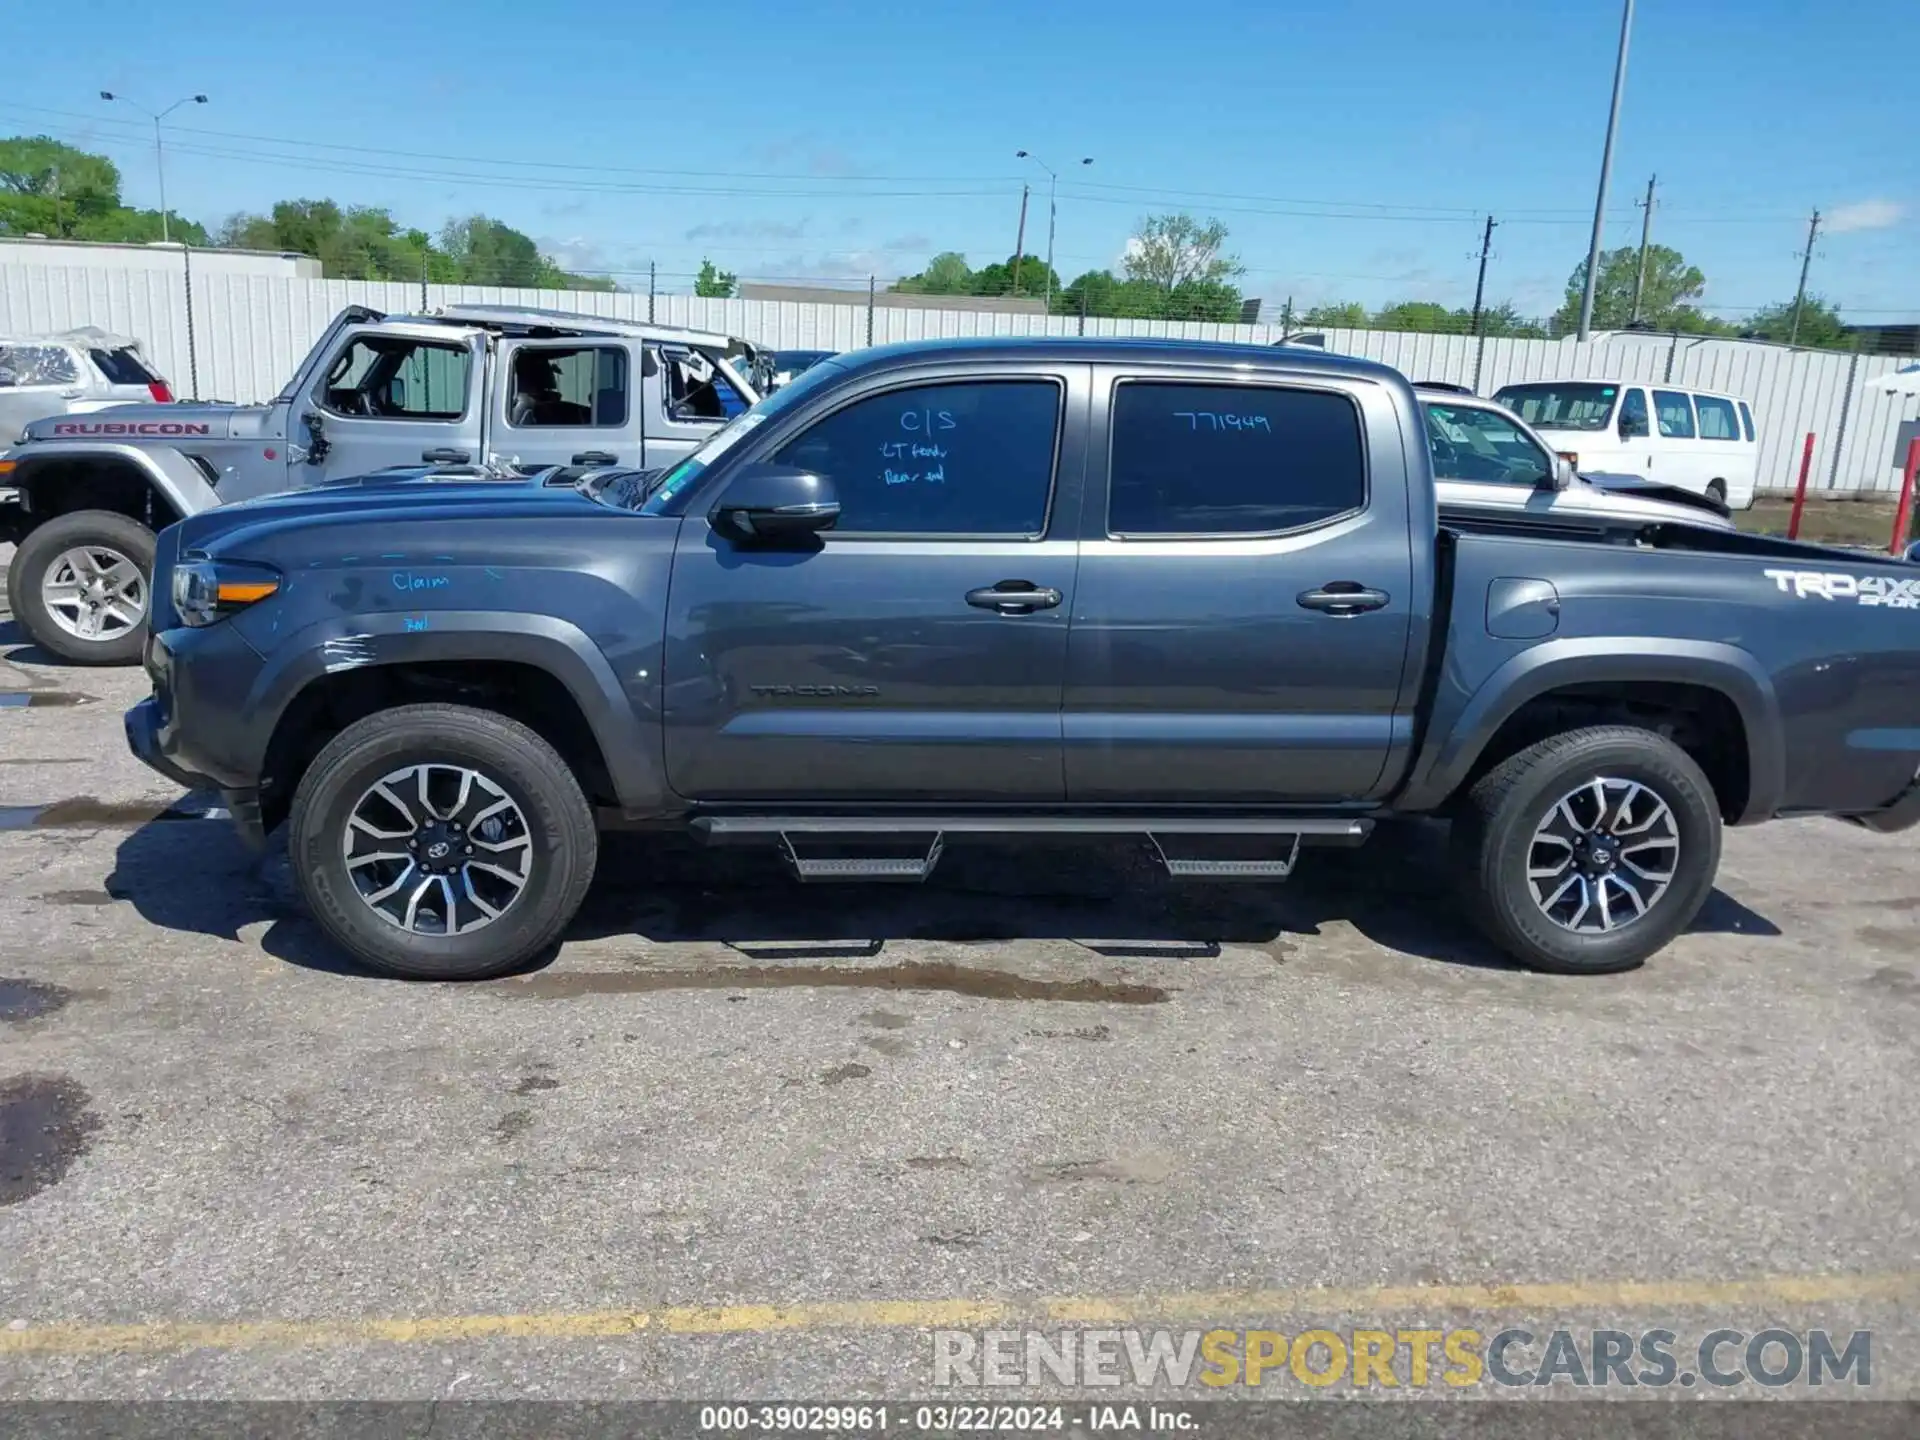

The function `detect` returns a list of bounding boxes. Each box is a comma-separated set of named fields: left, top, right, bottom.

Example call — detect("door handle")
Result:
left=1297, top=583, right=1390, bottom=616
left=966, top=581, right=1063, bottom=614
left=571, top=450, right=618, bottom=465
left=421, top=448, right=471, bottom=464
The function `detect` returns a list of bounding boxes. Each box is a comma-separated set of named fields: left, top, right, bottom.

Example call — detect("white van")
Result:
left=1490, top=379, right=1759, bottom=510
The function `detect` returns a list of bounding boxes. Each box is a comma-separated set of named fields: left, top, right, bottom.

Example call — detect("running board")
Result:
left=695, top=815, right=1370, bottom=839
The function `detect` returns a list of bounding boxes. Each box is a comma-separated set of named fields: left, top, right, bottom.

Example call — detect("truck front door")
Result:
left=491, top=338, right=638, bottom=470
left=642, top=344, right=755, bottom=470
left=661, top=365, right=1087, bottom=801
left=1063, top=370, right=1417, bottom=803
left=288, top=322, right=488, bottom=484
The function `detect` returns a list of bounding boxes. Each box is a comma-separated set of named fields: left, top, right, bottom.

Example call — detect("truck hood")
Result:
left=20, top=400, right=261, bottom=442
left=172, top=467, right=606, bottom=555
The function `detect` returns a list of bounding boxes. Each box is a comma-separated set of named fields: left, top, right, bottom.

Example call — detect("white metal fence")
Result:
left=5, top=259, right=1917, bottom=497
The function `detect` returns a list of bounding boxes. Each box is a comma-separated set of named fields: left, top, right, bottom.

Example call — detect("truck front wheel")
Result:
left=288, top=703, right=599, bottom=980
left=1452, top=726, right=1722, bottom=974
left=7, top=509, right=156, bottom=665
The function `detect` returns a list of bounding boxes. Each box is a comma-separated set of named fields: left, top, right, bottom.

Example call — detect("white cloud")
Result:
left=1827, top=199, right=1904, bottom=234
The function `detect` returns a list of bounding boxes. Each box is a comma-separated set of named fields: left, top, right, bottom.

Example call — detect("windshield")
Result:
left=638, top=358, right=847, bottom=513
left=1423, top=401, right=1552, bottom=485
left=1492, top=382, right=1620, bottom=432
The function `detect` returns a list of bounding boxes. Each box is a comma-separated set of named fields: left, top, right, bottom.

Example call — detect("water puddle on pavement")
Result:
left=0, top=1074, right=100, bottom=1206
left=499, top=959, right=1170, bottom=1004
left=0, top=691, right=97, bottom=710
left=0, top=979, right=86, bottom=1022
left=0, top=795, right=228, bottom=832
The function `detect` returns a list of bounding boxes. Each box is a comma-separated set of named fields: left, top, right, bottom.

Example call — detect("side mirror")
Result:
left=1619, top=414, right=1648, bottom=439
left=710, top=463, right=840, bottom=543
left=1539, top=456, right=1575, bottom=492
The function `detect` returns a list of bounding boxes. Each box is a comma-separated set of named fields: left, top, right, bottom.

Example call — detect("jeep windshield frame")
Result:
left=636, top=357, right=847, bottom=513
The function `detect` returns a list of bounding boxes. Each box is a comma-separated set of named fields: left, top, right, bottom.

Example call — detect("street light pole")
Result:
left=1017, top=151, right=1092, bottom=310
left=100, top=90, right=209, bottom=245
left=1576, top=0, right=1634, bottom=341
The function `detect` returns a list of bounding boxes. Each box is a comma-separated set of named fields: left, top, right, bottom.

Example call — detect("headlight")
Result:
left=172, top=558, right=281, bottom=627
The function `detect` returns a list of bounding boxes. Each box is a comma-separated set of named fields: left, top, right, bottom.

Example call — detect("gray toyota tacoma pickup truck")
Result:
left=125, top=337, right=1920, bottom=981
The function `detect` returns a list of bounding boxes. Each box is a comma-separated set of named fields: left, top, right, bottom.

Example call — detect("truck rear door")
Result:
left=1063, top=367, right=1420, bottom=802
left=492, top=337, right=637, bottom=469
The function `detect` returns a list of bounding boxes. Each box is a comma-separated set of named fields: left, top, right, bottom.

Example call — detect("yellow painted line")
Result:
left=3, top=1273, right=1914, bottom=1358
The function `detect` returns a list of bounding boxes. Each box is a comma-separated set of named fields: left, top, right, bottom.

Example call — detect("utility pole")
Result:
left=1010, top=185, right=1029, bottom=297
left=1630, top=175, right=1657, bottom=324
left=1577, top=0, right=1635, bottom=340
left=1016, top=152, right=1094, bottom=311
left=1469, top=215, right=1497, bottom=335
left=51, top=164, right=63, bottom=237
left=1470, top=216, right=1497, bottom=394
left=1789, top=209, right=1821, bottom=347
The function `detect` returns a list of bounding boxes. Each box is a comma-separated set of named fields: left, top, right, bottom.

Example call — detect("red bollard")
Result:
left=1787, top=432, right=1816, bottom=540
left=1893, top=437, right=1920, bottom=557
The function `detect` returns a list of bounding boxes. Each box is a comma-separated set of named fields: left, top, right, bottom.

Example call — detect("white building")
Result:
left=0, top=236, right=322, bottom=280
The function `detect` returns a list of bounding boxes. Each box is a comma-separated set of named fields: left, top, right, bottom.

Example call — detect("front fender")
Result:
left=1395, top=636, right=1785, bottom=823
left=10, top=442, right=219, bottom=522
left=243, top=608, right=670, bottom=815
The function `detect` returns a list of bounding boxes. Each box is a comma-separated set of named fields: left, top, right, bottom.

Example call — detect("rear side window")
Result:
left=507, top=345, right=627, bottom=428
left=0, top=345, right=80, bottom=387
left=88, top=347, right=159, bottom=385
left=1108, top=382, right=1365, bottom=535
left=1738, top=401, right=1756, bottom=442
left=1695, top=395, right=1740, bottom=440
left=1652, top=390, right=1696, bottom=439
left=772, top=378, right=1061, bottom=536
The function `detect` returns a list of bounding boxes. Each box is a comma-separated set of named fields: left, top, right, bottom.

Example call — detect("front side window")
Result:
left=321, top=337, right=470, bottom=420
left=507, top=346, right=627, bottom=428
left=1619, top=388, right=1650, bottom=438
left=1695, top=395, right=1740, bottom=440
left=771, top=379, right=1060, bottom=536
left=1653, top=389, right=1696, bottom=439
left=1491, top=382, right=1618, bottom=432
left=1423, top=402, right=1552, bottom=485
left=0, top=345, right=80, bottom=387
left=1108, top=382, right=1365, bottom=535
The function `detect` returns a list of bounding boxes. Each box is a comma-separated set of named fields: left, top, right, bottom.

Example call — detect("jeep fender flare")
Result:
left=8, top=443, right=219, bottom=524
left=246, top=609, right=670, bottom=815
left=1397, top=636, right=1785, bottom=823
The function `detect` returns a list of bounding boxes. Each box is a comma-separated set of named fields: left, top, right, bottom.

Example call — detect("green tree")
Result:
left=1373, top=300, right=1464, bottom=333
left=1166, top=278, right=1244, bottom=322
left=1478, top=302, right=1548, bottom=339
left=0, top=135, right=206, bottom=243
left=1553, top=245, right=1708, bottom=332
left=893, top=251, right=973, bottom=295
left=1743, top=294, right=1849, bottom=350
left=1300, top=301, right=1368, bottom=328
left=694, top=257, right=737, bottom=298
left=969, top=252, right=1059, bottom=298
left=1056, top=269, right=1168, bottom=319
left=1124, top=213, right=1243, bottom=294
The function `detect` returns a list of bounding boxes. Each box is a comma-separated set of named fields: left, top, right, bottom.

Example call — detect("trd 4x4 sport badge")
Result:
left=1764, top=569, right=1920, bottom=609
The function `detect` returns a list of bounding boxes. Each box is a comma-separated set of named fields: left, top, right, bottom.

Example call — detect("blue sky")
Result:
left=7, top=0, right=1917, bottom=321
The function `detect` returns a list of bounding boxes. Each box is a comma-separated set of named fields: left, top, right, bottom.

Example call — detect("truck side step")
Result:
left=696, top=814, right=1369, bottom=839
left=778, top=833, right=945, bottom=883
left=1149, top=833, right=1302, bottom=880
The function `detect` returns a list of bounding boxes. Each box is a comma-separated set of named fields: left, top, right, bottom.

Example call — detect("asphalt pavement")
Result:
left=1, top=547, right=1917, bottom=1408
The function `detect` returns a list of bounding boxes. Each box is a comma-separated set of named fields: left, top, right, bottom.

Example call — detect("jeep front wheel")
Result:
left=7, top=510, right=156, bottom=665
left=288, top=704, right=599, bottom=980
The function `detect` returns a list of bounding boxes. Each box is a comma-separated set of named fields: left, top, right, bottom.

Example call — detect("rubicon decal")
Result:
left=1764, top=569, right=1920, bottom=609
left=52, top=421, right=212, bottom=437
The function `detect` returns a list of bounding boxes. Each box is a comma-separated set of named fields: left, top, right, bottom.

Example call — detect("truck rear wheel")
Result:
left=1451, top=726, right=1721, bottom=974
left=6, top=509, right=156, bottom=665
left=288, top=703, right=598, bottom=980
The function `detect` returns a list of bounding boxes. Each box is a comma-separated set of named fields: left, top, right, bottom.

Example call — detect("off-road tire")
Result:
left=289, top=704, right=598, bottom=980
left=1451, top=725, right=1722, bottom=974
left=7, top=510, right=156, bottom=665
